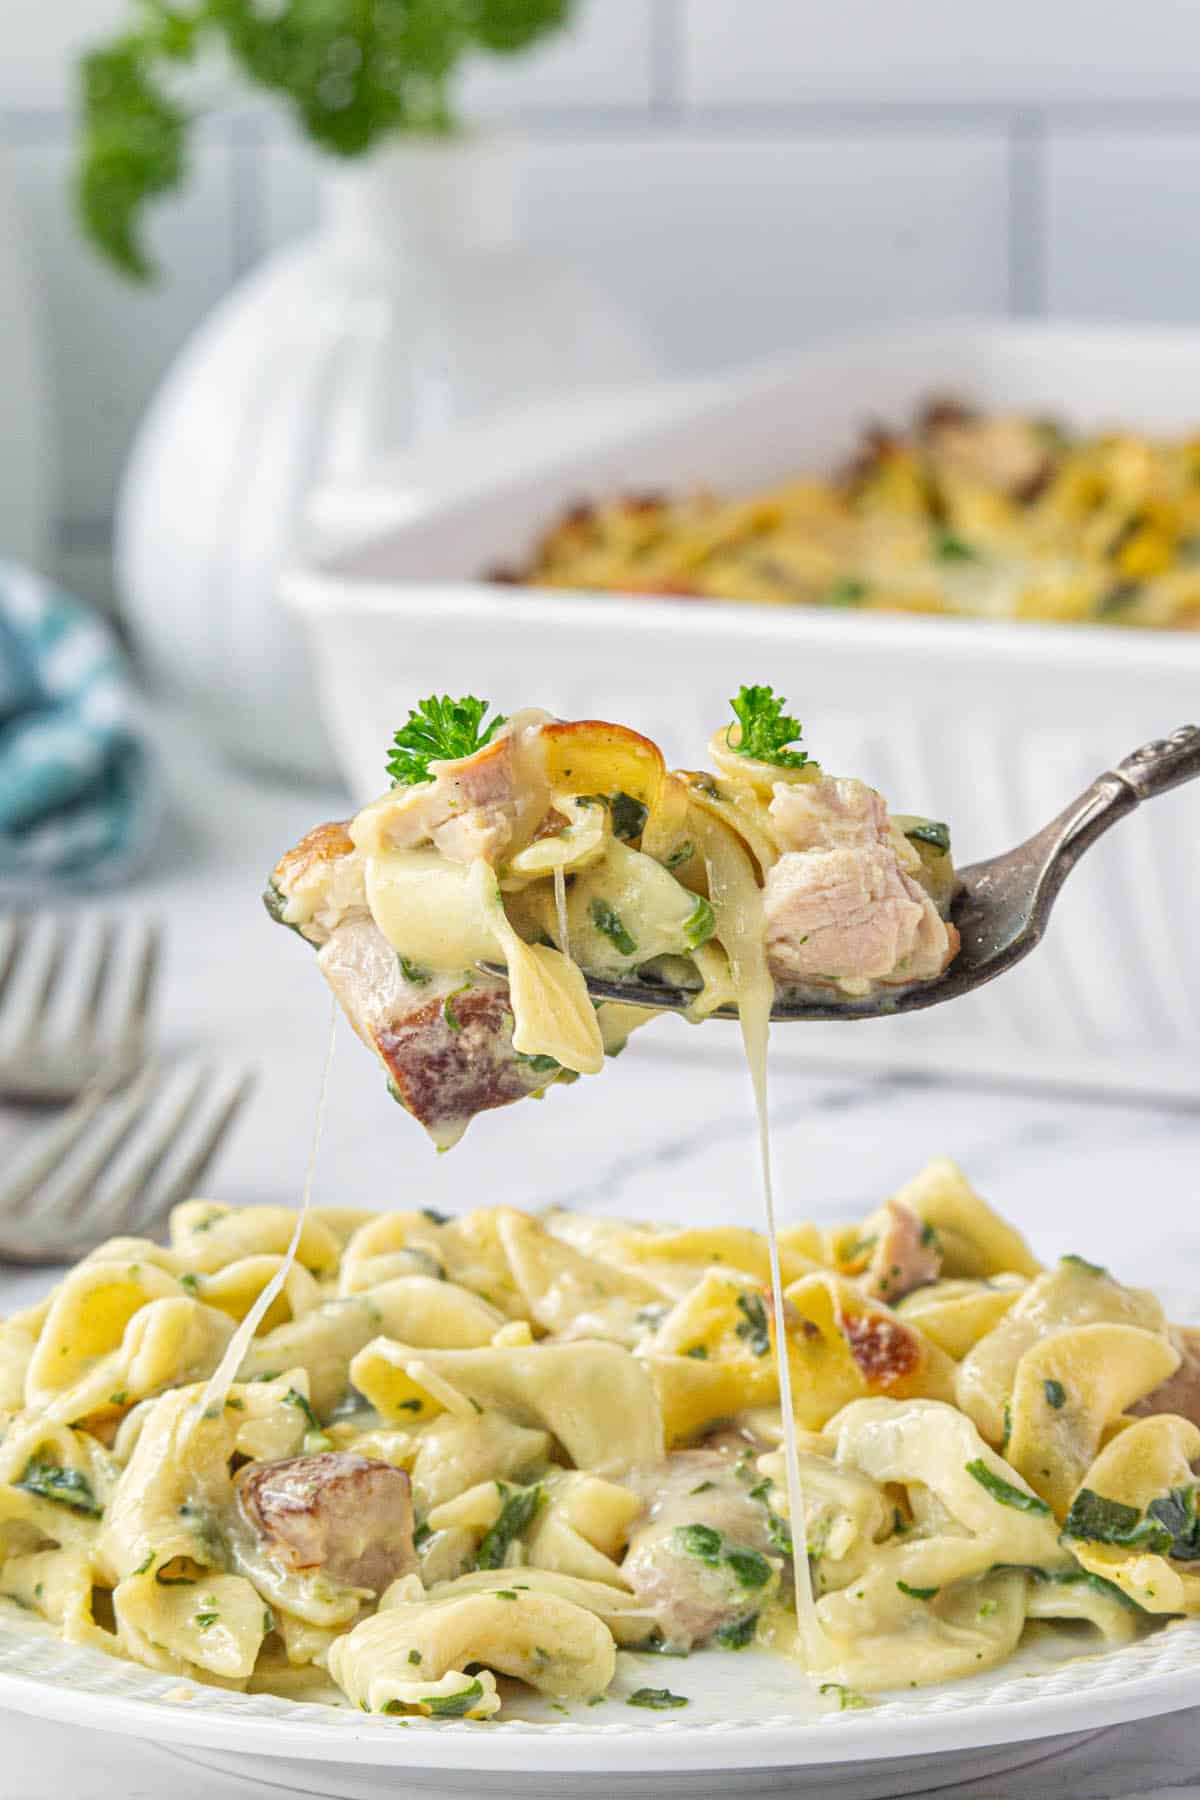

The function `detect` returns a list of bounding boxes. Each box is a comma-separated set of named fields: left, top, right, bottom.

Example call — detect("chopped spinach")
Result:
left=609, top=791, right=649, bottom=841
left=15, top=1454, right=101, bottom=1518
left=475, top=1482, right=545, bottom=1571
left=589, top=898, right=637, bottom=956
left=713, top=1612, right=758, bottom=1649
left=420, top=1679, right=484, bottom=1718
left=627, top=1687, right=688, bottom=1710
left=1062, top=1488, right=1168, bottom=1551
left=965, top=1460, right=1051, bottom=1516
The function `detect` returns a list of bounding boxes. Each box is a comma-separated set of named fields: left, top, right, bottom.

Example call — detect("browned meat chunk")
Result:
left=764, top=777, right=954, bottom=989
left=237, top=1452, right=415, bottom=1593
left=622, top=1451, right=782, bottom=1650
left=1132, top=1325, right=1200, bottom=1426
left=860, top=1200, right=942, bottom=1305
left=318, top=917, right=552, bottom=1149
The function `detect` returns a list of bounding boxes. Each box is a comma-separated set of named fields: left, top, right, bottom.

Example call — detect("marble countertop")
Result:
left=1, top=732, right=1198, bottom=1797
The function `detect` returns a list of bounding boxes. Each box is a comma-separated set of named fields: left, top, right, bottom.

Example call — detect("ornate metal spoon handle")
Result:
left=1115, top=724, right=1200, bottom=801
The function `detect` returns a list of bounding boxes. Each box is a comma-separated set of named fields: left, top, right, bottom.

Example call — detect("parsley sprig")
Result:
left=387, top=695, right=507, bottom=787
left=77, top=2, right=574, bottom=281
left=725, top=685, right=812, bottom=770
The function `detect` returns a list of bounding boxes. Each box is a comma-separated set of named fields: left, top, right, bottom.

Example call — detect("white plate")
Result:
left=2, top=1604, right=1198, bottom=1798
left=284, top=320, right=1200, bottom=1102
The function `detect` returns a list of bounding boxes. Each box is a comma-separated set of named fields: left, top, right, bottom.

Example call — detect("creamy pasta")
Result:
left=0, top=1163, right=1196, bottom=1715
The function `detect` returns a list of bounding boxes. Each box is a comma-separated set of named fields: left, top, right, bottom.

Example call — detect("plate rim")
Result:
left=0, top=1624, right=1197, bottom=1774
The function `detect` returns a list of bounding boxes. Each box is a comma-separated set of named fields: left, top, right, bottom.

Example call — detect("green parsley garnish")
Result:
left=590, top=898, right=637, bottom=957
left=684, top=1344, right=709, bottom=1360
left=896, top=1580, right=939, bottom=1600
left=904, top=820, right=951, bottom=856
left=627, top=1687, right=688, bottom=1710
left=664, top=840, right=695, bottom=870
left=675, top=1523, right=723, bottom=1564
left=397, top=955, right=431, bottom=985
left=689, top=1479, right=716, bottom=1493
left=725, top=685, right=811, bottom=769
left=1043, top=1378, right=1067, bottom=1410
left=442, top=979, right=472, bottom=1033
left=475, top=1481, right=545, bottom=1571
left=132, top=1551, right=154, bottom=1575
left=825, top=578, right=869, bottom=607
left=683, top=895, right=716, bottom=950
left=713, top=1612, right=758, bottom=1649
left=420, top=1679, right=484, bottom=1718
left=735, top=1291, right=770, bottom=1357
left=725, top=1547, right=772, bottom=1590
left=1061, top=1252, right=1109, bottom=1278
left=14, top=1454, right=101, bottom=1518
left=819, top=1681, right=869, bottom=1711
left=284, top=1387, right=331, bottom=1451
left=194, top=1610, right=219, bottom=1631
left=387, top=695, right=506, bottom=787
left=935, top=530, right=977, bottom=562
left=177, top=1272, right=201, bottom=1294
left=608, top=791, right=649, bottom=841
left=965, top=1460, right=1051, bottom=1516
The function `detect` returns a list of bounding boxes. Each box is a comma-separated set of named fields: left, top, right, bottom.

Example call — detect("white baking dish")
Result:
left=284, top=322, right=1200, bottom=1100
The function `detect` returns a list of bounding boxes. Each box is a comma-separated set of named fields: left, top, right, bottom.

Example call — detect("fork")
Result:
left=0, top=1063, right=256, bottom=1263
left=515, top=725, right=1200, bottom=1023
left=0, top=916, right=160, bottom=1102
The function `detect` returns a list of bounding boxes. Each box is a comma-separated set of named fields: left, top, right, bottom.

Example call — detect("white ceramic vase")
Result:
left=116, top=136, right=655, bottom=780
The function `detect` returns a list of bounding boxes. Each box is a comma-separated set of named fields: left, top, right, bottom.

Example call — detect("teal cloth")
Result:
left=0, top=561, right=160, bottom=890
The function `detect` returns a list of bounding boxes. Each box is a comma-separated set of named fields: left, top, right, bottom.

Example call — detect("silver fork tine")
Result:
left=0, top=917, right=28, bottom=1014
left=0, top=1079, right=118, bottom=1219
left=148, top=1070, right=257, bottom=1223
left=105, top=1066, right=214, bottom=1236
left=115, top=921, right=161, bottom=1068
left=29, top=1065, right=164, bottom=1232
left=77, top=920, right=118, bottom=1042
left=19, top=920, right=69, bottom=1044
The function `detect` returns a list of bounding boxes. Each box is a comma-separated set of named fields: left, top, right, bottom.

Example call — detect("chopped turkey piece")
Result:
left=318, top=916, right=551, bottom=1149
left=237, top=1452, right=415, bottom=1593
left=764, top=776, right=954, bottom=988
left=859, top=1200, right=942, bottom=1305
left=622, top=1451, right=781, bottom=1649
left=1132, top=1325, right=1200, bottom=1427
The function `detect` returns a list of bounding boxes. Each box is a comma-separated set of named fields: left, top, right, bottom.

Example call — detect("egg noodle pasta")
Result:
left=0, top=1165, right=1195, bottom=1714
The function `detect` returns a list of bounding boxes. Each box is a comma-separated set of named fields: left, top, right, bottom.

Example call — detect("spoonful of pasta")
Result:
left=267, top=691, right=1200, bottom=1147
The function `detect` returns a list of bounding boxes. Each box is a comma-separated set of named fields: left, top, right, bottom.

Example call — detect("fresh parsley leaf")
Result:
left=896, top=1580, right=939, bottom=1600
left=627, top=1687, right=688, bottom=1710
left=442, top=979, right=472, bottom=1033
left=589, top=898, right=637, bottom=956
left=397, top=955, right=431, bottom=985
left=725, top=685, right=811, bottom=769
left=387, top=695, right=506, bottom=787
left=15, top=1454, right=102, bottom=1518
left=475, top=1482, right=544, bottom=1571
left=664, top=839, right=695, bottom=870
left=904, top=820, right=951, bottom=856
left=1043, top=1378, right=1067, bottom=1410
left=734, top=1291, right=770, bottom=1356
left=284, top=1388, right=323, bottom=1433
left=194, top=1610, right=219, bottom=1631
left=965, top=1460, right=1051, bottom=1516
left=819, top=1681, right=869, bottom=1711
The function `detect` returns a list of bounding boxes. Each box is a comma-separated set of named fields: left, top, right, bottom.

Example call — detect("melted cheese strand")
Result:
left=700, top=827, right=825, bottom=1669
left=553, top=864, right=571, bottom=957
left=191, top=1000, right=339, bottom=1430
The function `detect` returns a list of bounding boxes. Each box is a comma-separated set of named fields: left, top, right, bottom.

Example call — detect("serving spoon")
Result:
left=485, top=725, right=1200, bottom=1022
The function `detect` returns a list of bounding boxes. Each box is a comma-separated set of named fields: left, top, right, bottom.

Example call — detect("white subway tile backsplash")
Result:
left=521, top=135, right=1011, bottom=371
left=681, top=0, right=1200, bottom=107
left=7, top=134, right=237, bottom=528
left=0, top=0, right=128, bottom=109
left=459, top=2, right=655, bottom=113
left=1045, top=132, right=1200, bottom=323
